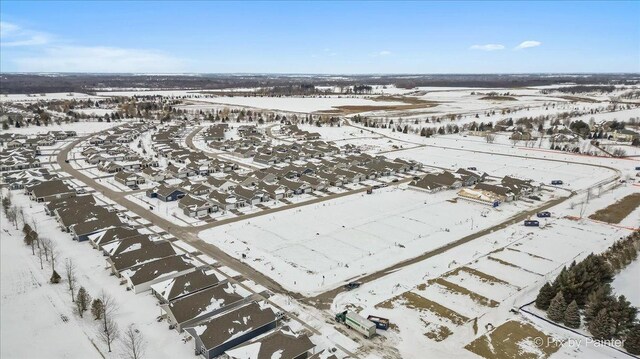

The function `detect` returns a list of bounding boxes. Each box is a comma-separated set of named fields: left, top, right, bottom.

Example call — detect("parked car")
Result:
left=344, top=282, right=362, bottom=290
left=413, top=176, right=421, bottom=181
left=391, top=178, right=399, bottom=183
left=64, top=159, right=70, bottom=163
left=551, top=180, right=564, bottom=185
left=467, top=166, right=477, bottom=171
left=524, top=220, right=540, bottom=227
left=536, top=211, right=551, bottom=218
left=129, top=184, right=140, bottom=190
left=528, top=195, right=541, bottom=201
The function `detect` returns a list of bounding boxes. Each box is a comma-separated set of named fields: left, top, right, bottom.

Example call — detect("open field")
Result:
left=465, top=320, right=560, bottom=359
left=588, top=192, right=640, bottom=224
left=199, top=184, right=559, bottom=295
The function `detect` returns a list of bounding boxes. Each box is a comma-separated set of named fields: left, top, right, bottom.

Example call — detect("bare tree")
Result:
left=6, top=206, right=18, bottom=229
left=121, top=325, right=146, bottom=359
left=64, top=258, right=77, bottom=302
left=49, top=240, right=59, bottom=271
left=40, top=237, right=51, bottom=262
left=97, top=318, right=120, bottom=352
left=36, top=239, right=44, bottom=269
left=99, top=290, right=119, bottom=332
left=612, top=148, right=627, bottom=158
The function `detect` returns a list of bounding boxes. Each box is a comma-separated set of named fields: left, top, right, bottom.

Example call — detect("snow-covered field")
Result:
left=199, top=184, right=561, bottom=295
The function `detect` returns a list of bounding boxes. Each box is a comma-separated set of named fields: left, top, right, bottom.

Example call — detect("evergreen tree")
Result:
left=535, top=282, right=555, bottom=310
left=624, top=324, right=640, bottom=355
left=609, top=295, right=637, bottom=336
left=564, top=300, right=581, bottom=329
left=589, top=309, right=614, bottom=340
left=585, top=285, right=614, bottom=324
left=91, top=298, right=104, bottom=320
left=75, top=287, right=91, bottom=318
left=547, top=291, right=568, bottom=322
left=50, top=270, right=61, bottom=284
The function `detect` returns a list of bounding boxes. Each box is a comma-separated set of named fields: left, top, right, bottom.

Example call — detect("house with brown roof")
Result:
left=121, top=254, right=198, bottom=294
left=161, top=282, right=253, bottom=332
left=27, top=179, right=75, bottom=202
left=225, top=327, right=316, bottom=359
left=184, top=302, right=279, bottom=359
left=107, top=240, right=177, bottom=275
left=151, top=268, right=227, bottom=304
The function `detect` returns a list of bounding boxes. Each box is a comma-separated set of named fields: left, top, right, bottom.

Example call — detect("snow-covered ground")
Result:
left=0, top=191, right=195, bottom=359
left=199, top=184, right=561, bottom=295
left=612, top=259, right=640, bottom=307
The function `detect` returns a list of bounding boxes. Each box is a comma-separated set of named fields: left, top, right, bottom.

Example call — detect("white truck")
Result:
left=335, top=310, right=376, bottom=338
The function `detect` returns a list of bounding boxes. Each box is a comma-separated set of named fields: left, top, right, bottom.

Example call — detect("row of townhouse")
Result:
left=201, top=123, right=229, bottom=141
left=23, top=177, right=317, bottom=359
left=81, top=123, right=159, bottom=173
left=3, top=168, right=57, bottom=190
left=0, top=148, right=41, bottom=172
left=0, top=130, right=76, bottom=152
left=144, top=154, right=420, bottom=218
left=279, top=124, right=321, bottom=140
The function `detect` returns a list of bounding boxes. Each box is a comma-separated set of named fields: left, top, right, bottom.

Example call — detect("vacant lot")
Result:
left=199, top=186, right=530, bottom=295
left=465, top=321, right=560, bottom=359
left=589, top=192, right=640, bottom=224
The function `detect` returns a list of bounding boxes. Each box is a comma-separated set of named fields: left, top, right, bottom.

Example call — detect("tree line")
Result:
left=535, top=231, right=640, bottom=354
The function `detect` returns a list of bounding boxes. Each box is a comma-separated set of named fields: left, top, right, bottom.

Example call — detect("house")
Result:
left=457, top=187, right=505, bottom=205
left=114, top=171, right=145, bottom=187
left=69, top=211, right=123, bottom=241
left=141, top=167, right=166, bottom=182
left=279, top=178, right=312, bottom=195
left=147, top=185, right=185, bottom=202
left=206, top=176, right=236, bottom=191
left=179, top=194, right=217, bottom=217
left=161, top=282, right=251, bottom=332
left=612, top=129, right=639, bottom=142
left=107, top=240, right=177, bottom=275
left=27, top=180, right=75, bottom=202
left=225, top=327, right=315, bottom=359
left=474, top=183, right=516, bottom=202
left=184, top=302, right=279, bottom=359
left=151, top=268, right=227, bottom=303
left=44, top=194, right=95, bottom=216
left=121, top=254, right=198, bottom=294
left=234, top=186, right=268, bottom=205
left=87, top=226, right=141, bottom=250
left=208, top=190, right=244, bottom=211
left=411, top=171, right=462, bottom=192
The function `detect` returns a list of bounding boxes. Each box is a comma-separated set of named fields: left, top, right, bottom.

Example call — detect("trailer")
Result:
left=335, top=311, right=376, bottom=338
left=524, top=220, right=540, bottom=227
left=367, top=315, right=390, bottom=330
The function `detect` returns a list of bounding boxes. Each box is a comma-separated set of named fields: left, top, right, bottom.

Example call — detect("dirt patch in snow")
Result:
left=589, top=192, right=640, bottom=224
left=431, top=278, right=500, bottom=308
left=319, top=95, right=438, bottom=115
left=376, top=292, right=469, bottom=325
left=465, top=320, right=560, bottom=359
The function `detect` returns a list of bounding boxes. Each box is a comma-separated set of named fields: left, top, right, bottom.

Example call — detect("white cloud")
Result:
left=378, top=50, right=391, bottom=56
left=0, top=21, right=50, bottom=47
left=2, top=21, right=186, bottom=72
left=14, top=45, right=186, bottom=73
left=515, top=40, right=542, bottom=50
left=469, top=44, right=505, bottom=51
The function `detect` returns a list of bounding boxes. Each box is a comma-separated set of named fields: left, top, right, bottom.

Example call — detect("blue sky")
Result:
left=1, top=1, right=638, bottom=73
